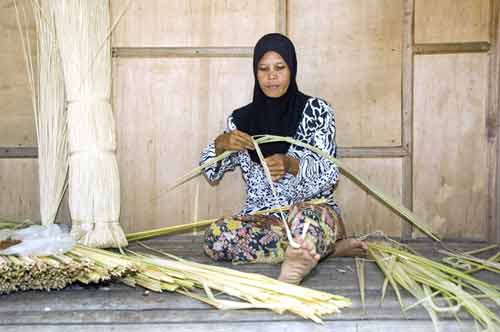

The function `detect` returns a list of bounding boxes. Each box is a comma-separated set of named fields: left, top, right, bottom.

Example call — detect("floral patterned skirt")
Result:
left=203, top=203, right=345, bottom=264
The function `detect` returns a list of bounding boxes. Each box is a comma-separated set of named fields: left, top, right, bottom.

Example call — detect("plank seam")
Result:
left=0, top=147, right=408, bottom=159
left=112, top=47, right=253, bottom=58
left=414, top=42, right=490, bottom=54
left=0, top=147, right=37, bottom=158
left=401, top=0, right=415, bottom=240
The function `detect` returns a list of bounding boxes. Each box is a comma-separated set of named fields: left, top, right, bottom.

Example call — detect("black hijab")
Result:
left=232, top=33, right=309, bottom=163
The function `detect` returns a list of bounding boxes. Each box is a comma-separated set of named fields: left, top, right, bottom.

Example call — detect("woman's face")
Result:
left=256, top=51, right=291, bottom=98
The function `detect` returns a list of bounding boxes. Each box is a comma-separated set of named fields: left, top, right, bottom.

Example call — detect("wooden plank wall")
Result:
left=415, top=0, right=490, bottom=43
left=0, top=0, right=36, bottom=147
left=0, top=159, right=39, bottom=221
left=0, top=0, right=39, bottom=222
left=0, top=0, right=498, bottom=241
left=412, top=0, right=495, bottom=240
left=113, top=58, right=252, bottom=232
left=288, top=0, right=403, bottom=147
left=413, top=54, right=489, bottom=239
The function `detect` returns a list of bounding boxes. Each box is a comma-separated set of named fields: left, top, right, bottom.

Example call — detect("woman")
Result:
left=200, top=33, right=367, bottom=284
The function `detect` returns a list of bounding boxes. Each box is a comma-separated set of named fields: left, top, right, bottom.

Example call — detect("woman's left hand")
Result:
left=264, top=154, right=299, bottom=181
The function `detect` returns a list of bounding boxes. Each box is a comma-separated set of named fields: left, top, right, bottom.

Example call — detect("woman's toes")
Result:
left=353, top=248, right=367, bottom=257
left=333, top=238, right=369, bottom=257
left=278, top=238, right=320, bottom=284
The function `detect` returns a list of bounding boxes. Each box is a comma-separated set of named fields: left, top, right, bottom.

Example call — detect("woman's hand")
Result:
left=265, top=154, right=299, bottom=181
left=214, top=130, right=254, bottom=156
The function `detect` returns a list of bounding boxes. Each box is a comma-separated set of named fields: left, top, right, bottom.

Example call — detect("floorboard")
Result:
left=1, top=236, right=498, bottom=332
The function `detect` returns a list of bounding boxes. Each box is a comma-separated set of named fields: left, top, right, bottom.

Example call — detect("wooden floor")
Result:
left=0, top=236, right=498, bottom=332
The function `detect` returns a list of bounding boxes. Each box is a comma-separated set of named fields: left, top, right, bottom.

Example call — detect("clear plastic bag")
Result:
left=0, top=229, right=14, bottom=242
left=0, top=224, right=75, bottom=256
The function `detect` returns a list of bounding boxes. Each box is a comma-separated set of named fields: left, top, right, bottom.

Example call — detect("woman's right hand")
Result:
left=214, top=130, right=254, bottom=156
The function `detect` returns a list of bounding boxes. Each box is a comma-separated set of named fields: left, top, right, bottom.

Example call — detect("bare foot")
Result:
left=278, top=237, right=321, bottom=284
left=333, top=238, right=368, bottom=257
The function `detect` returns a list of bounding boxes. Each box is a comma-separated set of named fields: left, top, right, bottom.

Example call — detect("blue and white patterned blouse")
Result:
left=200, top=97, right=341, bottom=217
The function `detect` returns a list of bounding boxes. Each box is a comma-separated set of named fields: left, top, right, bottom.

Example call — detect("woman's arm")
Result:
left=215, top=129, right=254, bottom=156
left=200, top=115, right=244, bottom=183
left=287, top=98, right=340, bottom=200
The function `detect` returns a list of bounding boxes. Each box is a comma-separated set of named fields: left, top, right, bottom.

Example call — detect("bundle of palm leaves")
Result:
left=0, top=245, right=136, bottom=294
left=0, top=219, right=350, bottom=323
left=368, top=242, right=500, bottom=332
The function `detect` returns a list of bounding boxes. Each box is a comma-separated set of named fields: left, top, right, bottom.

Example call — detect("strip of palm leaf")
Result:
left=162, top=135, right=440, bottom=242
left=126, top=198, right=327, bottom=242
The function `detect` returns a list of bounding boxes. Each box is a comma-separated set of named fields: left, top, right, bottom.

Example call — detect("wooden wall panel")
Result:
left=113, top=58, right=253, bottom=232
left=0, top=0, right=36, bottom=146
left=415, top=0, right=490, bottom=43
left=288, top=0, right=403, bottom=147
left=0, top=159, right=39, bottom=221
left=414, top=54, right=489, bottom=239
left=335, top=158, right=404, bottom=237
left=111, top=0, right=276, bottom=47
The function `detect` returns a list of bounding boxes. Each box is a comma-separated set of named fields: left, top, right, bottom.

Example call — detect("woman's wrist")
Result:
left=214, top=144, right=224, bottom=156
left=286, top=156, right=300, bottom=176
left=214, top=135, right=225, bottom=156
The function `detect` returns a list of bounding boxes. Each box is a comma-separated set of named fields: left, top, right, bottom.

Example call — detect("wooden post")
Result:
left=401, top=0, right=415, bottom=241
left=488, top=0, right=500, bottom=243
left=276, top=0, right=287, bottom=35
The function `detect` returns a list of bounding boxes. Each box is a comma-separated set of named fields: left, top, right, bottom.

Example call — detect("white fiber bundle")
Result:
left=15, top=0, right=68, bottom=226
left=35, top=0, right=68, bottom=225
left=52, top=0, right=126, bottom=248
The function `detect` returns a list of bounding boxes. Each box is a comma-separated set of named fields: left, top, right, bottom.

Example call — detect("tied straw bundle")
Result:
left=15, top=0, right=132, bottom=248
left=14, top=0, right=68, bottom=226
left=51, top=0, right=126, bottom=248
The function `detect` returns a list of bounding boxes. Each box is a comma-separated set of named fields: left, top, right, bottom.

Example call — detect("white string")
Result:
left=72, top=220, right=120, bottom=225
left=69, top=148, right=115, bottom=156
left=67, top=97, right=110, bottom=105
